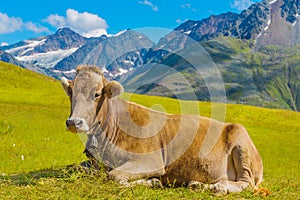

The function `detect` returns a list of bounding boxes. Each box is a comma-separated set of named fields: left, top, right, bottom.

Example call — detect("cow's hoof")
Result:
left=108, top=170, right=130, bottom=186
left=188, top=181, right=202, bottom=190
left=150, top=178, right=163, bottom=188
left=80, top=160, right=100, bottom=170
left=211, top=183, right=228, bottom=195
left=187, top=181, right=210, bottom=191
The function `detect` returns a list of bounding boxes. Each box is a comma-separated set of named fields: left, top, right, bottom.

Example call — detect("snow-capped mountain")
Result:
left=1, top=0, right=300, bottom=80
left=0, top=28, right=87, bottom=73
left=53, top=30, right=154, bottom=79
left=0, top=28, right=154, bottom=79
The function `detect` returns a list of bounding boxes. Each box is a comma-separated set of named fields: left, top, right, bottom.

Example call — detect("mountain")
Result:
left=118, top=0, right=300, bottom=111
left=0, top=28, right=154, bottom=79
left=122, top=36, right=300, bottom=111
left=256, top=0, right=300, bottom=48
left=52, top=35, right=107, bottom=78
left=141, top=1, right=272, bottom=65
left=160, top=0, right=300, bottom=50
left=53, top=30, right=154, bottom=79
left=0, top=28, right=87, bottom=71
left=0, top=51, right=22, bottom=67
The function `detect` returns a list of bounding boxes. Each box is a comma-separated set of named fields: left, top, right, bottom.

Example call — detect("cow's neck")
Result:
left=95, top=97, right=120, bottom=139
left=85, top=97, right=126, bottom=166
left=88, top=97, right=165, bottom=158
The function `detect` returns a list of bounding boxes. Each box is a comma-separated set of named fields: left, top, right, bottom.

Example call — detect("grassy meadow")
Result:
left=0, top=61, right=299, bottom=199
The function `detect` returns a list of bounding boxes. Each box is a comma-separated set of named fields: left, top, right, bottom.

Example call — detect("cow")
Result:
left=61, top=65, right=263, bottom=194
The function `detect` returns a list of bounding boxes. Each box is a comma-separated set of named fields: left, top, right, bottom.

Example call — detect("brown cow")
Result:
left=61, top=65, right=263, bottom=194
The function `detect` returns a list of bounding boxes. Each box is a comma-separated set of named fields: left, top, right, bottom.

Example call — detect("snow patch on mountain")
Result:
left=6, top=39, right=46, bottom=56
left=114, top=68, right=129, bottom=77
left=113, top=30, right=127, bottom=37
left=292, top=13, right=299, bottom=26
left=123, top=60, right=134, bottom=65
left=16, top=48, right=78, bottom=69
left=53, top=69, right=77, bottom=75
left=268, top=0, right=278, bottom=5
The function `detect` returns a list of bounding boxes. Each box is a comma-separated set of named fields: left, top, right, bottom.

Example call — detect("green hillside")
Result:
left=126, top=37, right=300, bottom=112
left=0, top=62, right=299, bottom=199
left=0, top=61, right=86, bottom=174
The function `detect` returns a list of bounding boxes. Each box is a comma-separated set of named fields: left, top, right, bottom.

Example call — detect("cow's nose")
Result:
left=66, top=119, right=75, bottom=127
left=66, top=117, right=89, bottom=133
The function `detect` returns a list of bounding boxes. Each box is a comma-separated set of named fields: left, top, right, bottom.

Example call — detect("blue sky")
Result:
left=0, top=0, right=261, bottom=45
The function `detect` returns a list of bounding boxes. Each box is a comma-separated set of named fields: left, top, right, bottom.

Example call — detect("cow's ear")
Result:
left=104, top=81, right=124, bottom=99
left=61, top=77, right=72, bottom=96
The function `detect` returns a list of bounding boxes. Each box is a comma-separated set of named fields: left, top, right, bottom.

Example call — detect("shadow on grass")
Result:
left=0, top=161, right=106, bottom=186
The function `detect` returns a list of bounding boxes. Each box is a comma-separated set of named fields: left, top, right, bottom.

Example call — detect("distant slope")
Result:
left=123, top=37, right=300, bottom=111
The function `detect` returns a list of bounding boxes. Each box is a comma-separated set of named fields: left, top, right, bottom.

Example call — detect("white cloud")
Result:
left=138, top=0, right=159, bottom=11
left=83, top=28, right=108, bottom=38
left=1, top=42, right=9, bottom=46
left=0, top=12, right=23, bottom=34
left=231, top=0, right=255, bottom=11
left=176, top=18, right=188, bottom=24
left=24, top=22, right=49, bottom=33
left=176, top=19, right=183, bottom=24
left=0, top=12, right=49, bottom=35
left=44, top=14, right=66, bottom=28
left=180, top=3, right=197, bottom=12
left=44, top=9, right=109, bottom=37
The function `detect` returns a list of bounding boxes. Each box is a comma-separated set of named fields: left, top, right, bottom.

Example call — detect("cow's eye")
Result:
left=94, top=92, right=101, bottom=99
left=68, top=86, right=72, bottom=96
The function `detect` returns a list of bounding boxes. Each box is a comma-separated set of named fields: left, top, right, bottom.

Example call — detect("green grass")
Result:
left=0, top=61, right=299, bottom=199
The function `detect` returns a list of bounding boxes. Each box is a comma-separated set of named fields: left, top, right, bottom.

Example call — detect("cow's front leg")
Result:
left=108, top=159, right=165, bottom=187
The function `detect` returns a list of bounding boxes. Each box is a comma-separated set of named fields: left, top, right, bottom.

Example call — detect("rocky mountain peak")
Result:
left=34, top=27, right=87, bottom=54
left=170, top=0, right=300, bottom=48
left=55, top=27, right=77, bottom=36
left=53, top=29, right=154, bottom=79
left=280, top=0, right=300, bottom=23
left=254, top=0, right=300, bottom=48
left=175, top=12, right=239, bottom=41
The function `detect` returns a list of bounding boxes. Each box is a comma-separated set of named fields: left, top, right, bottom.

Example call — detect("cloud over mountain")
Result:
left=231, top=0, right=255, bottom=11
left=0, top=12, right=49, bottom=34
left=0, top=12, right=23, bottom=34
left=138, top=0, right=159, bottom=11
left=44, top=9, right=109, bottom=37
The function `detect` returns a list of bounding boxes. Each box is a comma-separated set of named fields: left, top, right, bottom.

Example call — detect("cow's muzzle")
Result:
left=66, top=117, right=89, bottom=133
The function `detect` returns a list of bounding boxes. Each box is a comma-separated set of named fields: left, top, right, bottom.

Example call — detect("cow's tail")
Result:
left=254, top=163, right=263, bottom=189
left=253, top=164, right=271, bottom=197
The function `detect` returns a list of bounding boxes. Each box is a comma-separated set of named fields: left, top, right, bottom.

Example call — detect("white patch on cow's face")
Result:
left=61, top=77, right=69, bottom=88
left=61, top=77, right=71, bottom=96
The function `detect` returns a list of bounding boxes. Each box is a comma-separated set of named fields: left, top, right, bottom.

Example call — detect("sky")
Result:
left=0, top=0, right=261, bottom=46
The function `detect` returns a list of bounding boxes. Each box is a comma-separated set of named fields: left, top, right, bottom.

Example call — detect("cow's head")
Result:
left=61, top=66, right=124, bottom=134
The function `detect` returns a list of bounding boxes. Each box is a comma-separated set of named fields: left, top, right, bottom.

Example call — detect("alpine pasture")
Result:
left=0, top=62, right=299, bottom=199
